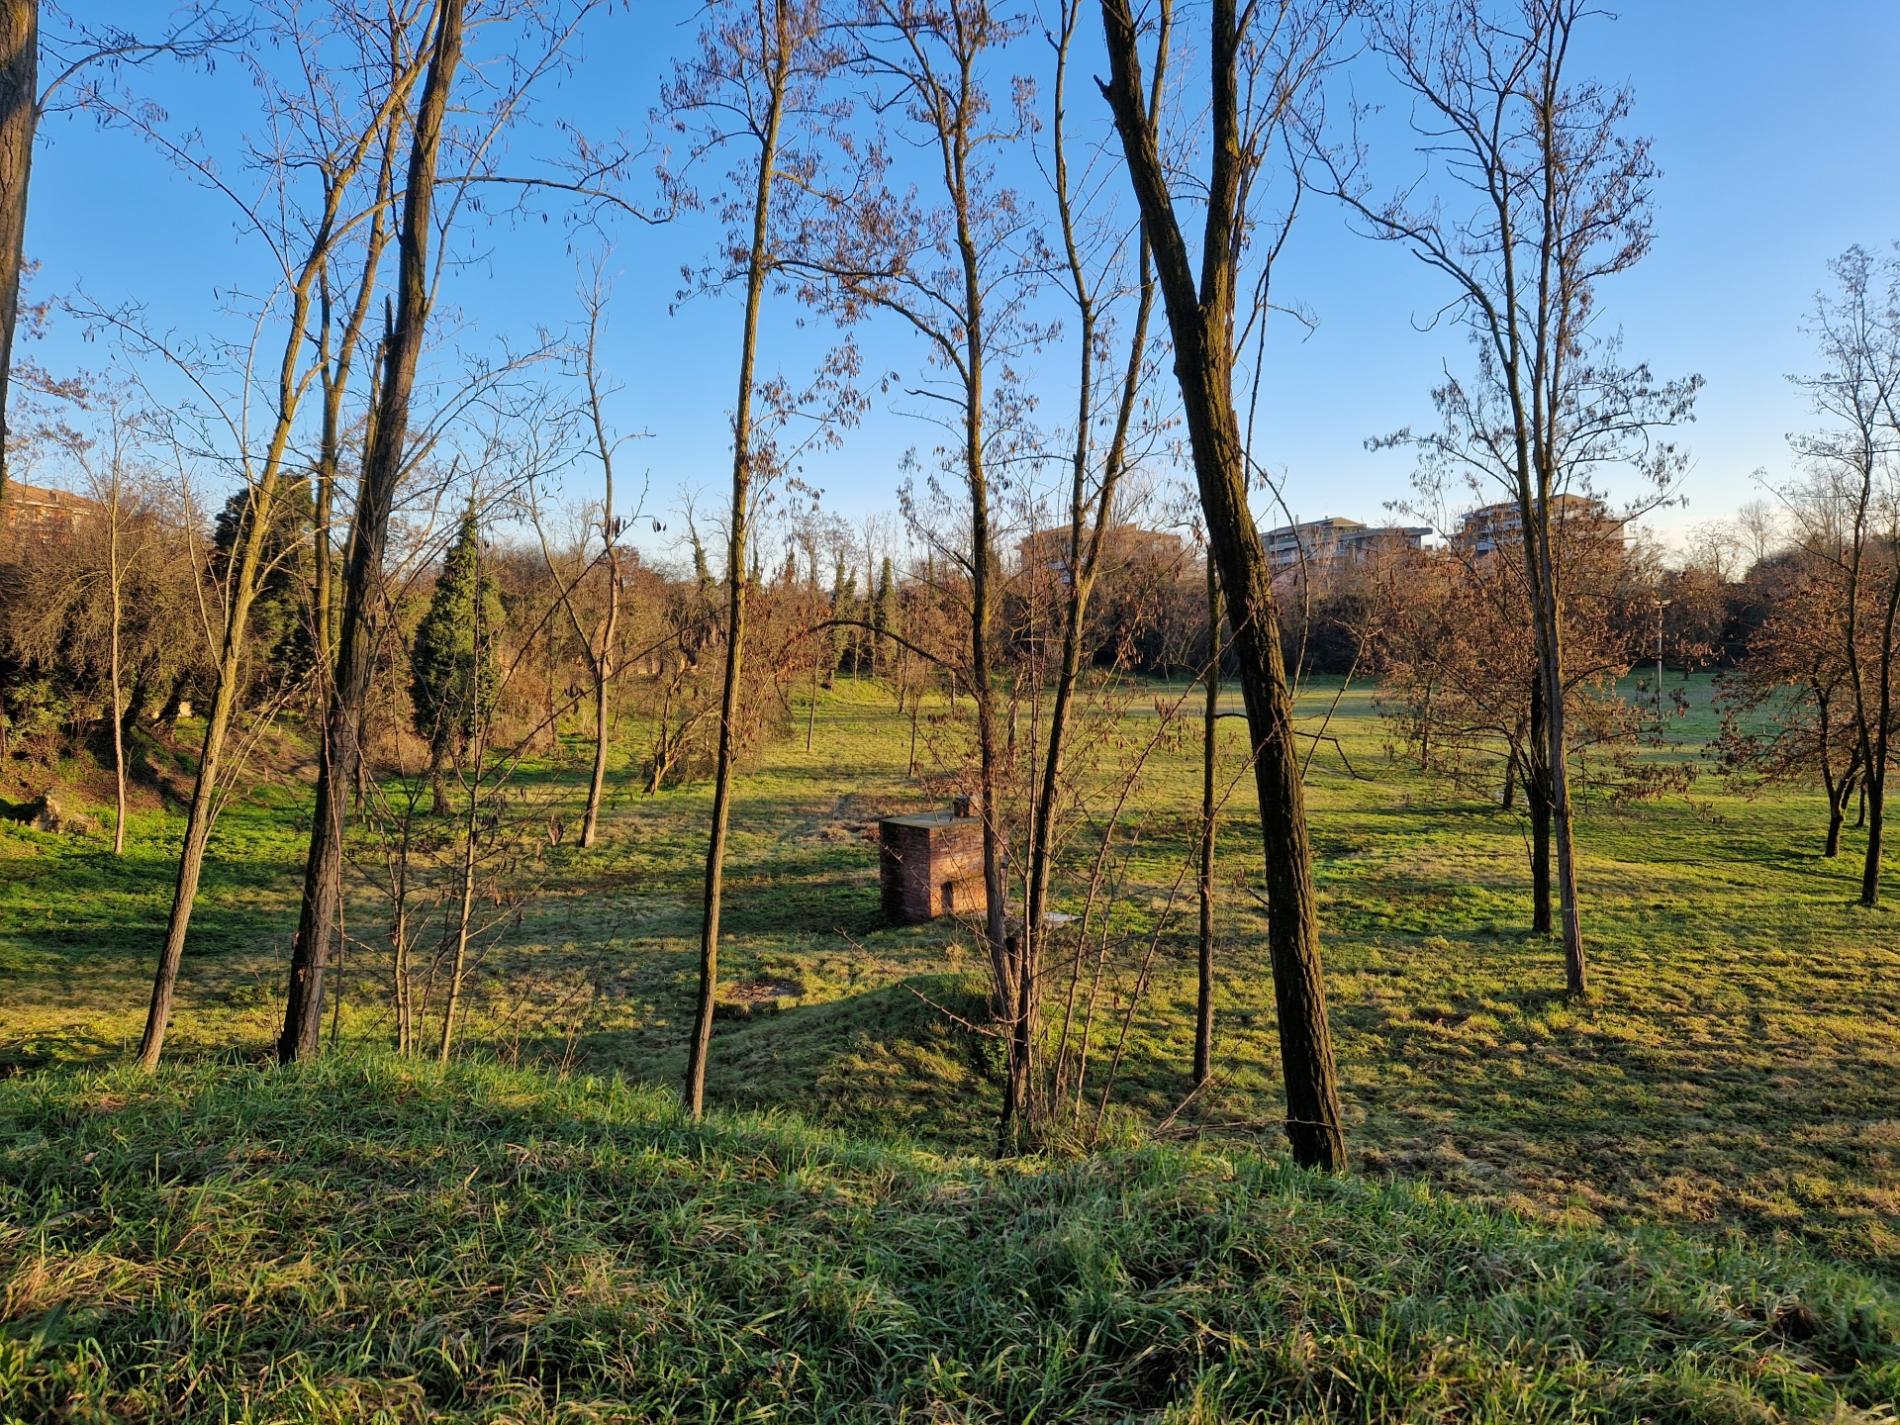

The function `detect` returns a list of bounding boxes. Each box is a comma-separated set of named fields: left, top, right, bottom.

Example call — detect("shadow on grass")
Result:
left=4, top=902, right=287, bottom=957
left=504, top=971, right=999, bottom=1150
left=3, top=1050, right=1894, bottom=1422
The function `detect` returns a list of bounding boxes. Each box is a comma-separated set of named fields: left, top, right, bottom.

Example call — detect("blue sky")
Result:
left=21, top=1, right=1900, bottom=559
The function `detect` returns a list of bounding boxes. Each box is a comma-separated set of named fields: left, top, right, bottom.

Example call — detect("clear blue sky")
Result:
left=21, top=2, right=1900, bottom=557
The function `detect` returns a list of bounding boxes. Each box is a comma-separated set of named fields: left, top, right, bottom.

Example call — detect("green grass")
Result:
left=2, top=674, right=1896, bottom=1272
left=2, top=1052, right=1895, bottom=1422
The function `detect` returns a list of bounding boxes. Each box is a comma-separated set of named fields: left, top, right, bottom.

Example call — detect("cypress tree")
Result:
left=410, top=503, right=502, bottom=814
left=872, top=555, right=897, bottom=675
left=827, top=552, right=855, bottom=684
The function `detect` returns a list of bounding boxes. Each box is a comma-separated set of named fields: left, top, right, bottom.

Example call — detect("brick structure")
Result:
left=0, top=482, right=100, bottom=549
left=879, top=809, right=984, bottom=925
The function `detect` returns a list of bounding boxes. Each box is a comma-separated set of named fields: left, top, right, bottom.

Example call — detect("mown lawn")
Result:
left=2, top=673, right=1896, bottom=1278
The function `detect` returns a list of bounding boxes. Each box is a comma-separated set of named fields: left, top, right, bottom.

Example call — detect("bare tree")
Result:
left=131, top=2, right=436, bottom=1072
left=525, top=273, right=643, bottom=850
left=309, top=110, right=400, bottom=695
left=1732, top=498, right=1785, bottom=572
left=1096, top=0, right=1349, bottom=1170
left=435, top=506, right=496, bottom=1063
left=572, top=293, right=629, bottom=849
left=785, top=0, right=1043, bottom=1137
left=663, top=0, right=855, bottom=1117
left=1374, top=530, right=1681, bottom=925
left=280, top=0, right=469, bottom=1064
left=281, top=0, right=613, bottom=1059
left=1195, top=551, right=1218, bottom=1087
left=81, top=415, right=145, bottom=853
left=1014, top=0, right=1161, bottom=1141
left=1334, top=0, right=1698, bottom=995
left=1716, top=548, right=1862, bottom=859
left=1783, top=246, right=1900, bottom=904
left=4, top=403, right=184, bottom=853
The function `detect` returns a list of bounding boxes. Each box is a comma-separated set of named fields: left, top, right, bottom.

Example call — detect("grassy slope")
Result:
left=4, top=678, right=1895, bottom=1272
left=2, top=1053, right=1896, bottom=1424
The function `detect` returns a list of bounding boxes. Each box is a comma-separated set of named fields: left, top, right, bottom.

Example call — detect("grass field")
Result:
left=2, top=672, right=1898, bottom=1419
left=3, top=1054, right=1895, bottom=1422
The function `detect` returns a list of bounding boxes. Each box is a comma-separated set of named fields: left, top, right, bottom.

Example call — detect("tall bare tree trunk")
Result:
left=1817, top=694, right=1846, bottom=859
left=581, top=642, right=613, bottom=843
left=971, top=352, right=1017, bottom=1130
left=392, top=885, right=412, bottom=1053
left=1526, top=682, right=1552, bottom=935
left=1824, top=756, right=1854, bottom=860
left=438, top=704, right=484, bottom=1064
left=1527, top=775, right=1552, bottom=934
left=106, top=495, right=126, bottom=855
left=138, top=8, right=428, bottom=1072
left=0, top=0, right=35, bottom=503
left=944, top=142, right=1015, bottom=1148
left=1859, top=577, right=1898, bottom=903
left=1864, top=772, right=1887, bottom=903
left=1195, top=556, right=1218, bottom=1088
left=575, top=293, right=623, bottom=849
left=1019, top=0, right=1159, bottom=1136
left=312, top=169, right=392, bottom=690
left=281, top=0, right=466, bottom=1063
left=571, top=524, right=619, bottom=845
left=683, top=38, right=787, bottom=1119
left=138, top=578, right=265, bottom=1069
left=1528, top=512, right=1586, bottom=993
left=1843, top=485, right=1881, bottom=902
left=313, top=291, right=340, bottom=684
left=1098, top=0, right=1346, bottom=1171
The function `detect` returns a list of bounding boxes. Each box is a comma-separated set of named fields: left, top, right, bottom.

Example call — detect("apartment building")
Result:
left=1261, top=516, right=1432, bottom=571
left=1455, top=493, right=1621, bottom=556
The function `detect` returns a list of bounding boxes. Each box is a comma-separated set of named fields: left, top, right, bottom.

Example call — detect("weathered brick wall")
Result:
left=879, top=814, right=985, bottom=924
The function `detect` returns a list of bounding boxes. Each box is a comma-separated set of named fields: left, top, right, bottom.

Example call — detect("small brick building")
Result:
left=879, top=808, right=984, bottom=925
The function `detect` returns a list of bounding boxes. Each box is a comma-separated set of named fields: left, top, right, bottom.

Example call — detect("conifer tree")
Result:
left=409, top=503, right=502, bottom=815
left=827, top=553, right=855, bottom=683
left=872, top=555, right=897, bottom=675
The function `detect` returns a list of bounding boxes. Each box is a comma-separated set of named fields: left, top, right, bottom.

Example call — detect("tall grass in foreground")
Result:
left=2, top=1052, right=1895, bottom=1423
